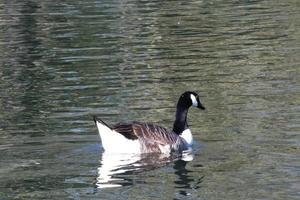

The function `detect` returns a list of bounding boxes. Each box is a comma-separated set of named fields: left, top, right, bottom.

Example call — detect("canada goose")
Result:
left=93, top=91, right=205, bottom=154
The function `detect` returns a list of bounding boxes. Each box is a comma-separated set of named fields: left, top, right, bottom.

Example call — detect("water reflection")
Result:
left=96, top=151, right=195, bottom=189
left=96, top=152, right=141, bottom=188
left=173, top=159, right=204, bottom=198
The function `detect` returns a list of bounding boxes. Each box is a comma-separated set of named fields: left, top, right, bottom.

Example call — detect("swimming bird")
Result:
left=93, top=91, right=205, bottom=154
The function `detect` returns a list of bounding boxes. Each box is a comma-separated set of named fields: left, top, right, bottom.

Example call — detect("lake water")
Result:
left=0, top=0, right=299, bottom=199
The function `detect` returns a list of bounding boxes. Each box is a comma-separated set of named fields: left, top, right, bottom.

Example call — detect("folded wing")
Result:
left=113, top=122, right=180, bottom=153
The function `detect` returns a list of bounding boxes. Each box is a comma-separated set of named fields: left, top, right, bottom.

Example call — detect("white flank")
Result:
left=190, top=94, right=198, bottom=107
left=180, top=129, right=193, bottom=146
left=96, top=121, right=141, bottom=153
left=158, top=144, right=171, bottom=155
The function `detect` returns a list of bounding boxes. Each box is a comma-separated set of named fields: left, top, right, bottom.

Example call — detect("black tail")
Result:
left=93, top=116, right=112, bottom=129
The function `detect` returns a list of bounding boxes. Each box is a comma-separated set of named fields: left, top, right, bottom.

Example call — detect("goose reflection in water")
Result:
left=96, top=150, right=194, bottom=189
left=173, top=159, right=204, bottom=198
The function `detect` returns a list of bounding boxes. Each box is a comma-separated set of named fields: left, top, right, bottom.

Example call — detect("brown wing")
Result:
left=133, top=122, right=181, bottom=153
left=113, top=121, right=178, bottom=144
left=112, top=122, right=138, bottom=140
left=133, top=122, right=178, bottom=144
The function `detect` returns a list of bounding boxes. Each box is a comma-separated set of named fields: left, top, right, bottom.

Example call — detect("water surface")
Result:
left=0, top=0, right=299, bottom=199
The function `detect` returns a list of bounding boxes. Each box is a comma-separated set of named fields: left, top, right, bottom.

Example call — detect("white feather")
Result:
left=190, top=94, right=198, bottom=107
left=180, top=129, right=193, bottom=146
left=158, top=144, right=171, bottom=154
left=96, top=121, right=141, bottom=153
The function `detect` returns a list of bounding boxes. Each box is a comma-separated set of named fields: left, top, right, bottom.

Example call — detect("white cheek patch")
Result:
left=190, top=94, right=198, bottom=107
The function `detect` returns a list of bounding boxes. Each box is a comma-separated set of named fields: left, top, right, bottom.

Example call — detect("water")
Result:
left=0, top=0, right=299, bottom=199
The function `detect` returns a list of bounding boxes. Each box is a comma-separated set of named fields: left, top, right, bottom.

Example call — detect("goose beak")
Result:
left=197, top=102, right=205, bottom=110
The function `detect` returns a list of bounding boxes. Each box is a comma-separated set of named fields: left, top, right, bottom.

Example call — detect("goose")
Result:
left=93, top=91, right=205, bottom=154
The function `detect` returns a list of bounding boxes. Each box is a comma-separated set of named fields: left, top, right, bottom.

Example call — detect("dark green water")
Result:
left=0, top=0, right=299, bottom=199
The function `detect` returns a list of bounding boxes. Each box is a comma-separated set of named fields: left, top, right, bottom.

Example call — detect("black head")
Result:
left=177, top=91, right=205, bottom=110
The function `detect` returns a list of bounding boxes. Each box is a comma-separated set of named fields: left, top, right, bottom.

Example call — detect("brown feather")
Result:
left=113, top=121, right=184, bottom=153
left=112, top=122, right=138, bottom=140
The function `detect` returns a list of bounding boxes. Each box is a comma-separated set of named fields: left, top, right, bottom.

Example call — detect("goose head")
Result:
left=177, top=91, right=205, bottom=110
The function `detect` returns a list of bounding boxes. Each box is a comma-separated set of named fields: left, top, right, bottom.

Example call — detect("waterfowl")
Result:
left=93, top=91, right=205, bottom=154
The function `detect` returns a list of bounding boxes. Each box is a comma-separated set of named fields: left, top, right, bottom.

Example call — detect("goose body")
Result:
left=94, top=91, right=205, bottom=154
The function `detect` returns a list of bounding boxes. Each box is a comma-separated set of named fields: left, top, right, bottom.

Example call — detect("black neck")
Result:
left=172, top=105, right=189, bottom=135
